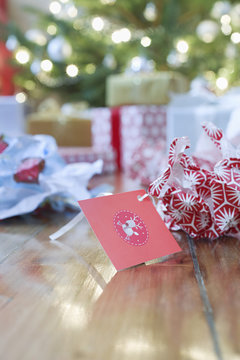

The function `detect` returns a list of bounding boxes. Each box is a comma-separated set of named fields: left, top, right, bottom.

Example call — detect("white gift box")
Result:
left=167, top=88, right=240, bottom=152
left=0, top=96, right=26, bottom=137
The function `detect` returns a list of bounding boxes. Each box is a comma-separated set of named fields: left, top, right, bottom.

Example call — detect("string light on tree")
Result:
left=85, top=63, right=96, bottom=74
left=41, top=59, right=53, bottom=72
left=231, top=32, right=240, bottom=44
left=176, top=40, right=189, bottom=54
left=25, top=80, right=36, bottom=91
left=15, top=48, right=30, bottom=64
left=100, top=0, right=116, bottom=4
left=73, top=20, right=83, bottom=30
left=47, top=36, right=72, bottom=62
left=220, top=14, right=231, bottom=24
left=143, top=2, right=157, bottom=22
left=230, top=4, right=240, bottom=26
left=6, top=35, right=18, bottom=51
left=111, top=30, right=121, bottom=43
left=211, top=1, right=231, bottom=19
left=25, top=29, right=47, bottom=46
left=221, top=24, right=232, bottom=35
left=225, top=43, right=237, bottom=58
left=49, top=1, right=62, bottom=14
left=196, top=20, right=219, bottom=43
left=30, top=59, right=41, bottom=74
left=92, top=17, right=104, bottom=31
left=47, top=24, right=57, bottom=35
left=15, top=92, right=27, bottom=103
left=67, top=5, right=78, bottom=18
left=129, top=56, right=154, bottom=72
left=103, top=54, right=116, bottom=69
left=120, top=28, right=131, bottom=42
left=167, top=50, right=187, bottom=67
left=216, top=76, right=228, bottom=90
left=167, top=50, right=180, bottom=67
left=141, top=36, right=151, bottom=47
left=66, top=64, right=78, bottom=77
left=130, top=56, right=144, bottom=71
left=111, top=28, right=131, bottom=43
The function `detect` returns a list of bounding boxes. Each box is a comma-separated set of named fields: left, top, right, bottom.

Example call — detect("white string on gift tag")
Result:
left=49, top=192, right=113, bottom=241
left=49, top=192, right=114, bottom=288
left=137, top=193, right=149, bottom=202
left=49, top=211, right=85, bottom=242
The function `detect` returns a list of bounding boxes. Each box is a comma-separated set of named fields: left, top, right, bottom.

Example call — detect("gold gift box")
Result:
left=27, top=113, right=92, bottom=147
left=106, top=71, right=189, bottom=107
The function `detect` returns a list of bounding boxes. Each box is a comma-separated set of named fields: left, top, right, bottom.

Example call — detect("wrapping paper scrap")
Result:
left=0, top=134, right=102, bottom=219
left=148, top=121, right=240, bottom=239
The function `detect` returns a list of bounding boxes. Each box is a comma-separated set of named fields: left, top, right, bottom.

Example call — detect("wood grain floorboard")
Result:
left=0, top=174, right=236, bottom=359
left=194, top=235, right=240, bottom=360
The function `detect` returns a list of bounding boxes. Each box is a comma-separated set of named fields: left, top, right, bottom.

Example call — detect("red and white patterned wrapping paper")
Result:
left=127, top=141, right=167, bottom=185
left=58, top=147, right=117, bottom=174
left=148, top=121, right=240, bottom=240
left=91, top=107, right=112, bottom=151
left=91, top=105, right=166, bottom=172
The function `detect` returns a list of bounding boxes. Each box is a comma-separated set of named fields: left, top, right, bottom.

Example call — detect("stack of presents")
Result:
left=27, top=71, right=189, bottom=184
left=2, top=71, right=240, bottom=184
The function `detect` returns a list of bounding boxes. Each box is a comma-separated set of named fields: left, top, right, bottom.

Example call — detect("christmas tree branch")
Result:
left=114, top=3, right=147, bottom=29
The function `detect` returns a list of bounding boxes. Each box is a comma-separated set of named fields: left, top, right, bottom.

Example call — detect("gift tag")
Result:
left=78, top=190, right=182, bottom=270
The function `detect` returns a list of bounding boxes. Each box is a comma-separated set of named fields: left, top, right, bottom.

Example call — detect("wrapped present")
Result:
left=91, top=105, right=167, bottom=172
left=148, top=121, right=240, bottom=240
left=127, top=141, right=167, bottom=186
left=27, top=99, right=92, bottom=147
left=58, top=146, right=117, bottom=174
left=106, top=71, right=189, bottom=107
left=167, top=84, right=240, bottom=151
left=0, top=96, right=25, bottom=136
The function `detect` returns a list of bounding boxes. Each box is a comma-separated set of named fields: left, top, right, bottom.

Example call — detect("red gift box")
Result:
left=91, top=105, right=167, bottom=172
left=0, top=0, right=15, bottom=96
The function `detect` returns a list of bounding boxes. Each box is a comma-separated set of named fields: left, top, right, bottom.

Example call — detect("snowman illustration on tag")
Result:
left=114, top=210, right=148, bottom=246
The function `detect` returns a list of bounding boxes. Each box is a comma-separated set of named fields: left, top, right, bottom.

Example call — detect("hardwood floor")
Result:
left=0, top=173, right=238, bottom=360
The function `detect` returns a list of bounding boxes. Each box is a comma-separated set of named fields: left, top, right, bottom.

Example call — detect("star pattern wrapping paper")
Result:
left=148, top=121, right=240, bottom=239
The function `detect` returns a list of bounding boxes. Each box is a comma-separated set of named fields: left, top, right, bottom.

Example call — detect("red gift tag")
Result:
left=78, top=190, right=181, bottom=270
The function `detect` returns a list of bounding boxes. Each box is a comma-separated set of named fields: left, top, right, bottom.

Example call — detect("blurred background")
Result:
left=1, top=0, right=240, bottom=184
left=2, top=0, right=240, bottom=104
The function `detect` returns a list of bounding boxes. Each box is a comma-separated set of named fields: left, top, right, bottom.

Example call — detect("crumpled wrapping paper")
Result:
left=0, top=134, right=102, bottom=219
left=148, top=121, right=240, bottom=239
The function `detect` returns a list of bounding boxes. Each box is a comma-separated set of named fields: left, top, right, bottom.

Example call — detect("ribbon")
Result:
left=49, top=192, right=113, bottom=241
left=110, top=107, right=122, bottom=170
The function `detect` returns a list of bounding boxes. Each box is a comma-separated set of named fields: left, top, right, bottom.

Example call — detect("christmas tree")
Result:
left=6, top=0, right=240, bottom=106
